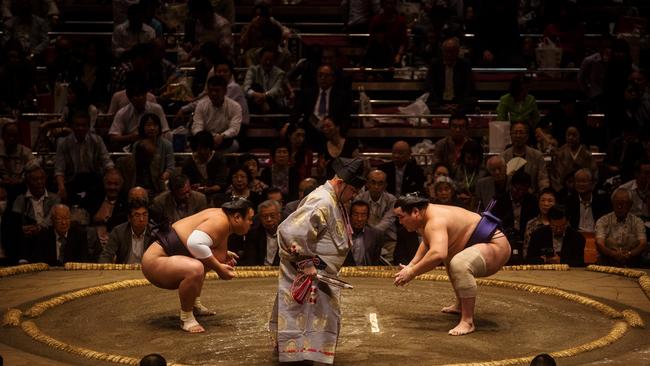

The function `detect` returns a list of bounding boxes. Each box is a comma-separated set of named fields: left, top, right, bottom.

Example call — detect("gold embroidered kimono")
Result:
left=269, top=181, right=351, bottom=364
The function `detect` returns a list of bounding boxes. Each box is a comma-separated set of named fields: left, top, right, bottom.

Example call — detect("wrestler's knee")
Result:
left=185, top=260, right=206, bottom=282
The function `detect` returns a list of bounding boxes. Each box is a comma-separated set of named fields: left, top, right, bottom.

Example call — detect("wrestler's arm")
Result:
left=395, top=221, right=448, bottom=286
left=410, top=220, right=448, bottom=277
left=191, top=221, right=236, bottom=280
left=407, top=241, right=429, bottom=267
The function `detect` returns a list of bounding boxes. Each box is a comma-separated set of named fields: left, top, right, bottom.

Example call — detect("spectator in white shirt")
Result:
left=112, top=3, right=156, bottom=58
left=192, top=76, right=242, bottom=153
left=109, top=83, right=170, bottom=149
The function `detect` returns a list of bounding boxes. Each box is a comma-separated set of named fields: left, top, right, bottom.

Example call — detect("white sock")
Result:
left=180, top=309, right=195, bottom=323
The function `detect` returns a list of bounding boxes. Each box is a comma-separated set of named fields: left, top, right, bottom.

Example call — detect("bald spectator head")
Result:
left=486, top=155, right=507, bottom=184
left=392, top=141, right=411, bottom=168
left=128, top=186, right=149, bottom=203
left=51, top=204, right=71, bottom=237
left=298, top=178, right=318, bottom=199
left=367, top=169, right=388, bottom=200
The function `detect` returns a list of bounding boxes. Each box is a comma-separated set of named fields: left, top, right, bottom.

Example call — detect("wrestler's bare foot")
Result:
left=193, top=304, right=217, bottom=316
left=181, top=318, right=205, bottom=333
left=441, top=303, right=461, bottom=314
left=448, top=320, right=474, bottom=336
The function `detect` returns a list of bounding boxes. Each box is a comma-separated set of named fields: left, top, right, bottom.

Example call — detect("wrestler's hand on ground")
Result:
left=394, top=264, right=415, bottom=287
left=215, top=263, right=236, bottom=280
left=226, top=251, right=239, bottom=267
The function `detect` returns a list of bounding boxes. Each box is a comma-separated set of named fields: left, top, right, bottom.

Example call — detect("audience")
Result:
left=115, top=138, right=166, bottom=196
left=109, top=82, right=170, bottom=149
left=243, top=46, right=287, bottom=114
left=356, top=169, right=397, bottom=263
left=595, top=188, right=647, bottom=267
left=530, top=353, right=556, bottom=366
left=550, top=126, right=597, bottom=192
left=111, top=2, right=155, bottom=58
left=150, top=174, right=208, bottom=223
left=224, top=165, right=263, bottom=208
left=523, top=188, right=558, bottom=258
left=566, top=168, right=611, bottom=235
left=283, top=177, right=318, bottom=218
left=140, top=353, right=167, bottom=366
left=32, top=204, right=96, bottom=265
left=0, top=122, right=37, bottom=200
left=184, top=0, right=232, bottom=57
left=497, top=75, right=540, bottom=128
left=345, top=200, right=384, bottom=266
left=260, top=142, right=297, bottom=200
left=10, top=166, right=60, bottom=263
left=379, top=140, right=425, bottom=197
left=54, top=111, right=114, bottom=204
left=618, top=160, right=650, bottom=219
left=290, top=64, right=352, bottom=150
left=191, top=75, right=243, bottom=153
left=501, top=121, right=550, bottom=193
left=474, top=156, right=508, bottom=211
left=527, top=205, right=585, bottom=266
left=99, top=199, right=152, bottom=264
left=182, top=130, right=229, bottom=204
left=433, top=113, right=470, bottom=173
left=2, top=1, right=49, bottom=57
left=241, top=199, right=282, bottom=266
left=425, top=37, right=475, bottom=113
left=0, top=0, right=646, bottom=276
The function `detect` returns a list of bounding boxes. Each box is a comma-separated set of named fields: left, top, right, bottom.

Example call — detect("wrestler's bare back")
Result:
left=422, top=204, right=510, bottom=270
left=172, top=208, right=230, bottom=263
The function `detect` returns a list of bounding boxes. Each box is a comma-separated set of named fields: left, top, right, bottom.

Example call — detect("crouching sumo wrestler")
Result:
left=142, top=197, right=254, bottom=333
left=393, top=195, right=510, bottom=335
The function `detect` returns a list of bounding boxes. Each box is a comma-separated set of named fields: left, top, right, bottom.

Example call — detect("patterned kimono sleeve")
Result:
left=277, top=196, right=330, bottom=259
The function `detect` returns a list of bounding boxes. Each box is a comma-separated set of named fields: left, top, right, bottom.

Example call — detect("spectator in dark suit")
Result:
left=83, top=168, right=129, bottom=248
left=566, top=168, right=611, bottom=234
left=99, top=199, right=153, bottom=264
left=345, top=200, right=383, bottom=266
left=239, top=199, right=282, bottom=266
left=32, top=204, right=97, bottom=265
left=150, top=173, right=208, bottom=224
left=526, top=206, right=585, bottom=267
left=474, top=155, right=508, bottom=211
left=290, top=64, right=353, bottom=151
left=379, top=140, right=425, bottom=197
left=425, top=37, right=475, bottom=113
left=492, top=170, right=539, bottom=252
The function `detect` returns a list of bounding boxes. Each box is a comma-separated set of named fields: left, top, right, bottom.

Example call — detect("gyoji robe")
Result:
left=269, top=181, right=352, bottom=364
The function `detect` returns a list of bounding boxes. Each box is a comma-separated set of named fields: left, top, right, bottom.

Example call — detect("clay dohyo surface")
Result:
left=4, top=276, right=647, bottom=365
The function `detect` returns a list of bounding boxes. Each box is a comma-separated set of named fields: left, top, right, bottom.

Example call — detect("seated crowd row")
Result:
left=0, top=112, right=648, bottom=269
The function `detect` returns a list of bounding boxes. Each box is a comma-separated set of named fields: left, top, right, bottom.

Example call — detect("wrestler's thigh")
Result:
left=144, top=255, right=205, bottom=290
left=473, top=241, right=510, bottom=276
